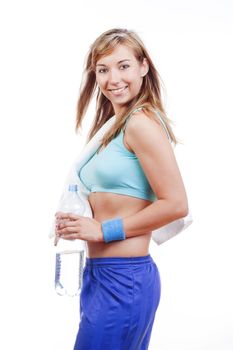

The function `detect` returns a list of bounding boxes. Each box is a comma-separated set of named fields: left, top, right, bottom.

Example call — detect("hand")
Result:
left=55, top=212, right=104, bottom=243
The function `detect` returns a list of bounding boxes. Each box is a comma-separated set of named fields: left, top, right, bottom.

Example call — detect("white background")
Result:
left=0, top=0, right=233, bottom=349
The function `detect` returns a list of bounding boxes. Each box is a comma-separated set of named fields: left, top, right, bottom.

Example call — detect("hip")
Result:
left=81, top=254, right=161, bottom=312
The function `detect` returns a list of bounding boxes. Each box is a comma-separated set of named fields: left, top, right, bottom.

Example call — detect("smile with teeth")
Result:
left=109, top=86, right=128, bottom=94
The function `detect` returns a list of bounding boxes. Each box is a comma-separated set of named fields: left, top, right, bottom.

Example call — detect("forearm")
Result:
left=122, top=199, right=188, bottom=238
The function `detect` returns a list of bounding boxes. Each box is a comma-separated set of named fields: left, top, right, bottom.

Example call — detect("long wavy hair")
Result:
left=76, top=28, right=179, bottom=147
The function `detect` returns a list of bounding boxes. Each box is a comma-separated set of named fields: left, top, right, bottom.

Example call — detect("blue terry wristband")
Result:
left=101, top=217, right=126, bottom=243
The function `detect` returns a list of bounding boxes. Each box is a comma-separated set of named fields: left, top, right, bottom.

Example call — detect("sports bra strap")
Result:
left=122, top=107, right=172, bottom=143
left=122, top=107, right=143, bottom=132
left=152, top=108, right=172, bottom=142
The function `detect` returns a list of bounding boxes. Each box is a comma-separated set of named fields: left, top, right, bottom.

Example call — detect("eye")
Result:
left=97, top=68, right=108, bottom=74
left=120, top=64, right=130, bottom=70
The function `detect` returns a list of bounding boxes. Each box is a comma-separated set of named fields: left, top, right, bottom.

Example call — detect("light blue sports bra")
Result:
left=79, top=108, right=170, bottom=202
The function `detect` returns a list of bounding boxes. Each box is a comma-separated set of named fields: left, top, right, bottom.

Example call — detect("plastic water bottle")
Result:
left=55, top=184, right=86, bottom=297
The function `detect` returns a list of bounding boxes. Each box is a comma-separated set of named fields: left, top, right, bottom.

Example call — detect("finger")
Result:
left=56, top=212, right=81, bottom=221
left=58, top=220, right=80, bottom=229
left=55, top=211, right=65, bottom=219
left=57, top=226, right=79, bottom=235
left=54, top=235, right=59, bottom=246
left=55, top=212, right=71, bottom=220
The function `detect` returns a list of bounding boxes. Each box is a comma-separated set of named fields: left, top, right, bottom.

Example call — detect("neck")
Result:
left=113, top=106, right=128, bottom=121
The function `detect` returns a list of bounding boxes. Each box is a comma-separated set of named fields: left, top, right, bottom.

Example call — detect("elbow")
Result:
left=172, top=199, right=189, bottom=219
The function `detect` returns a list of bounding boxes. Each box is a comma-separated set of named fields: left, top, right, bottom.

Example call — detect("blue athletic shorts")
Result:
left=73, top=254, right=161, bottom=350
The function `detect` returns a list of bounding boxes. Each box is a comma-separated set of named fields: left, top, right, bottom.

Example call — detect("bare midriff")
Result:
left=87, top=192, right=152, bottom=258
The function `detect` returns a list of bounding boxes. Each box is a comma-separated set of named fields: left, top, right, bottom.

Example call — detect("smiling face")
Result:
left=95, top=44, right=149, bottom=116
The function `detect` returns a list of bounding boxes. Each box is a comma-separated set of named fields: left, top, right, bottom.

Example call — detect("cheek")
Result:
left=96, top=75, right=108, bottom=87
left=128, top=75, right=143, bottom=92
left=96, top=79, right=109, bottom=97
left=127, top=69, right=142, bottom=85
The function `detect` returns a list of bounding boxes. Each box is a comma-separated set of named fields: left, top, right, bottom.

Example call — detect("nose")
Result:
left=108, top=68, right=121, bottom=85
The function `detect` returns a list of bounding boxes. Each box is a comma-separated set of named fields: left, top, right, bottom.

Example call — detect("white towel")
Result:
left=50, top=113, right=193, bottom=245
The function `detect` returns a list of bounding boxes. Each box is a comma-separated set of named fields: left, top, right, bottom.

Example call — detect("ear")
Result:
left=140, top=58, right=149, bottom=77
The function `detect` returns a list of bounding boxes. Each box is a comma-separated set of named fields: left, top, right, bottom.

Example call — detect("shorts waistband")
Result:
left=85, top=254, right=152, bottom=267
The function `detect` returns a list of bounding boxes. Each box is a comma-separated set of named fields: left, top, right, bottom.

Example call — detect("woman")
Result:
left=56, top=28, right=189, bottom=350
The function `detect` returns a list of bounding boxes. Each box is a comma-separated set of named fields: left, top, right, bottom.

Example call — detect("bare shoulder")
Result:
left=125, top=110, right=172, bottom=155
left=126, top=109, right=162, bottom=128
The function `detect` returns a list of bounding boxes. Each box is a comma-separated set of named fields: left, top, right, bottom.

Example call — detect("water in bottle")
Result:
left=54, top=184, right=86, bottom=297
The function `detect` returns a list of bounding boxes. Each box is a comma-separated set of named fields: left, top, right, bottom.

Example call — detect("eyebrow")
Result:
left=96, top=59, right=131, bottom=67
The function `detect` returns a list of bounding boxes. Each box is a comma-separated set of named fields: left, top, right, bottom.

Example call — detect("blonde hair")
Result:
left=76, top=28, right=179, bottom=146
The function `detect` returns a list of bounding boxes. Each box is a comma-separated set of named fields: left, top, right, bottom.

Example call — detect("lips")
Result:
left=108, top=86, right=128, bottom=96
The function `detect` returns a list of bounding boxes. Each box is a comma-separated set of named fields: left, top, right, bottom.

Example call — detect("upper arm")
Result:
left=125, top=111, right=188, bottom=210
